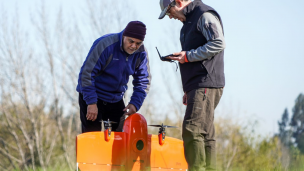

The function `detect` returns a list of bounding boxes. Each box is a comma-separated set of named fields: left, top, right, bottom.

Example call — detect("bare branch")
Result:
left=0, top=147, right=22, bottom=164
left=225, top=146, right=238, bottom=171
left=45, top=130, right=59, bottom=165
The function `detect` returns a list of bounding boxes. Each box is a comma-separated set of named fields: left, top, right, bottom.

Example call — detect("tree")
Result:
left=278, top=108, right=292, bottom=147
left=0, top=0, right=134, bottom=170
left=216, top=117, right=283, bottom=171
left=290, top=93, right=304, bottom=153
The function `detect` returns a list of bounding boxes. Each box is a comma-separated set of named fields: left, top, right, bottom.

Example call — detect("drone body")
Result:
left=76, top=113, right=188, bottom=171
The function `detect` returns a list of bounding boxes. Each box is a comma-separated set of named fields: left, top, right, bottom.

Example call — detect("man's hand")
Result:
left=168, top=51, right=187, bottom=64
left=123, top=104, right=137, bottom=115
left=183, top=93, right=187, bottom=105
left=87, top=104, right=98, bottom=121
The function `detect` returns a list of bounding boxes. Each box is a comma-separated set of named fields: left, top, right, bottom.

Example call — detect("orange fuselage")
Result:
left=76, top=113, right=188, bottom=171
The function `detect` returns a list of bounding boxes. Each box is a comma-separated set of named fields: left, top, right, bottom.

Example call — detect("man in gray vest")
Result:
left=158, top=0, right=226, bottom=170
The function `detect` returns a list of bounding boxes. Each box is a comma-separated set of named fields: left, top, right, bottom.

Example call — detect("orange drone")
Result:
left=76, top=113, right=188, bottom=171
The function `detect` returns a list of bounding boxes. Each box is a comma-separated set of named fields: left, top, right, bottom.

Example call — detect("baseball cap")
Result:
left=158, top=0, right=175, bottom=19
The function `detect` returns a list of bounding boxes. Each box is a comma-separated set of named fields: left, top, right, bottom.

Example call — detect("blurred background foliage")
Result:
left=0, top=0, right=303, bottom=171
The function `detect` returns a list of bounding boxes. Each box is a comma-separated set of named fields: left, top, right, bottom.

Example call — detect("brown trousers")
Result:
left=182, top=88, right=223, bottom=171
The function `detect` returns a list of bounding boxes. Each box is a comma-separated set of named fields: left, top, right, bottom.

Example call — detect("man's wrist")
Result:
left=129, top=103, right=138, bottom=111
left=88, top=102, right=97, bottom=105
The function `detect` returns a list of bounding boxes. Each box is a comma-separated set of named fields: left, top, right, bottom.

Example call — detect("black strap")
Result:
left=116, top=114, right=127, bottom=132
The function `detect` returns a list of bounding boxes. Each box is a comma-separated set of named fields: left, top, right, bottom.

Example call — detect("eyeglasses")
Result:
left=166, top=1, right=176, bottom=16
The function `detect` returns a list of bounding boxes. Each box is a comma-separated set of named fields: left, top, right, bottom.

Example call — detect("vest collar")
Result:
left=182, top=0, right=201, bottom=17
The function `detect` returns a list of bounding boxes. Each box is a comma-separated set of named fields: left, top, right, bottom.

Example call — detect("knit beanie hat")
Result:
left=123, top=21, right=146, bottom=41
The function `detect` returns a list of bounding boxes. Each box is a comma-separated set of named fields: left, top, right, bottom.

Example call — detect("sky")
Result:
left=1, top=0, right=304, bottom=137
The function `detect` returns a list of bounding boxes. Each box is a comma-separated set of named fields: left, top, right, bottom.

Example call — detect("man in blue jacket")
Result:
left=158, top=0, right=225, bottom=170
left=76, top=21, right=151, bottom=133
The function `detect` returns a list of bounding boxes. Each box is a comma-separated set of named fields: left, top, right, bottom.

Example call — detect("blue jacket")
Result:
left=76, top=31, right=151, bottom=111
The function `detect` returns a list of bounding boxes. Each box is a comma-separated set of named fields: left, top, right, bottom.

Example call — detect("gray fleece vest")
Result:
left=180, top=0, right=225, bottom=92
